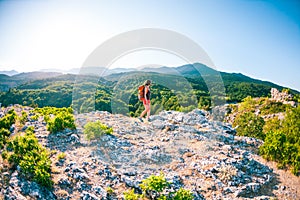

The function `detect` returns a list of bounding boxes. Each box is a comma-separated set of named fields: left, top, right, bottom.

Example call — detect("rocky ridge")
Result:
left=1, top=106, right=299, bottom=199
left=270, top=88, right=296, bottom=107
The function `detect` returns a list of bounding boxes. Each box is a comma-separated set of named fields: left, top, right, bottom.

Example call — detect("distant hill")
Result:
left=138, top=63, right=288, bottom=88
left=13, top=71, right=62, bottom=80
left=0, top=72, right=62, bottom=91
left=40, top=66, right=137, bottom=75
left=140, top=66, right=179, bottom=74
left=0, top=70, right=19, bottom=76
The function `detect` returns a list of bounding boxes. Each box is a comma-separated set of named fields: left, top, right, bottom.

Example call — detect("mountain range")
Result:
left=1, top=63, right=297, bottom=92
left=0, top=63, right=299, bottom=114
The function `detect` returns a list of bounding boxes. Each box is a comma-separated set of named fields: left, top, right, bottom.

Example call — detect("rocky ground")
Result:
left=1, top=105, right=300, bottom=199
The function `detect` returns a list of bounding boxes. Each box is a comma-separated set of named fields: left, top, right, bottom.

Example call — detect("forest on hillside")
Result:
left=1, top=69, right=299, bottom=117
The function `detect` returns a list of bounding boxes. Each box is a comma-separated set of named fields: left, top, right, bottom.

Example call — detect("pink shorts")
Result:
left=142, top=99, right=150, bottom=105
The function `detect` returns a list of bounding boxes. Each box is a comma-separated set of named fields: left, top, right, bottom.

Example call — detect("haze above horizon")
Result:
left=0, top=0, right=299, bottom=90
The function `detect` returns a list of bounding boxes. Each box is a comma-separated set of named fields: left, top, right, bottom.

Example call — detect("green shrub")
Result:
left=57, top=152, right=66, bottom=160
left=124, top=173, right=194, bottom=200
left=157, top=195, right=167, bottom=200
left=0, top=110, right=16, bottom=150
left=140, top=173, right=169, bottom=193
left=282, top=88, right=290, bottom=94
left=106, top=187, right=114, bottom=195
left=124, top=189, right=141, bottom=200
left=259, top=130, right=300, bottom=175
left=173, top=188, right=194, bottom=200
left=259, top=131, right=287, bottom=163
left=33, top=107, right=73, bottom=116
left=238, top=96, right=257, bottom=112
left=233, top=112, right=265, bottom=140
left=30, top=114, right=40, bottom=121
left=263, top=117, right=281, bottom=135
left=260, top=106, right=300, bottom=175
left=293, top=93, right=300, bottom=103
left=0, top=128, right=11, bottom=149
left=19, top=111, right=28, bottom=124
left=1, top=150, right=8, bottom=160
left=33, top=107, right=76, bottom=133
left=83, top=121, right=113, bottom=140
left=33, top=107, right=74, bottom=123
left=281, top=106, right=300, bottom=144
left=260, top=100, right=289, bottom=115
left=47, top=113, right=76, bottom=133
left=139, top=173, right=169, bottom=199
left=5, top=128, right=53, bottom=187
left=0, top=109, right=17, bottom=130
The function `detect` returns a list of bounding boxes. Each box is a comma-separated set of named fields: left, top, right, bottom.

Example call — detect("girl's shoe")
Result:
left=138, top=117, right=143, bottom=122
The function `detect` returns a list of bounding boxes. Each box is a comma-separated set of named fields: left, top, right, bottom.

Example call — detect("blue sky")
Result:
left=0, top=0, right=299, bottom=91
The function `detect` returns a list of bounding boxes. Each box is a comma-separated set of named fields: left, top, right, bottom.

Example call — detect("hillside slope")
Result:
left=0, top=106, right=299, bottom=199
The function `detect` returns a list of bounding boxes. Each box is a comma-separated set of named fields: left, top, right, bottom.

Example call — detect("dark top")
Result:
left=145, top=86, right=151, bottom=100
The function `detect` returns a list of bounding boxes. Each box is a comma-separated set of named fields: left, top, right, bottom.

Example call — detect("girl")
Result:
left=139, top=80, right=151, bottom=122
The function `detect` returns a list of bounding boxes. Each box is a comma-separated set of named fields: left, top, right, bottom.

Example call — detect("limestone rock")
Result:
left=1, top=105, right=298, bottom=200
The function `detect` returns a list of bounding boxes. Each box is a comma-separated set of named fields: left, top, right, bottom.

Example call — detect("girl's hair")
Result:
left=144, top=80, right=152, bottom=86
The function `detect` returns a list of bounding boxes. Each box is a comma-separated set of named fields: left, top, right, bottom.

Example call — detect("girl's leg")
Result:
left=146, top=103, right=151, bottom=120
left=140, top=103, right=148, bottom=118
